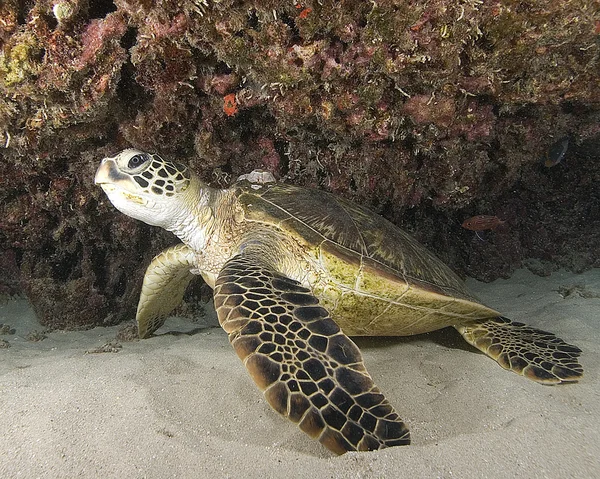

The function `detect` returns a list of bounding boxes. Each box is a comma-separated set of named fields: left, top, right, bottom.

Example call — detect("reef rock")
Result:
left=0, top=0, right=599, bottom=328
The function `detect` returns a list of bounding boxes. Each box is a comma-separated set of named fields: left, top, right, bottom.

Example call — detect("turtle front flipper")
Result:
left=136, top=244, right=196, bottom=338
left=455, top=317, right=583, bottom=384
left=213, top=253, right=410, bottom=454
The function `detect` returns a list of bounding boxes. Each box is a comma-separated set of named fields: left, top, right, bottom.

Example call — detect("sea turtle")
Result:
left=94, top=149, right=583, bottom=454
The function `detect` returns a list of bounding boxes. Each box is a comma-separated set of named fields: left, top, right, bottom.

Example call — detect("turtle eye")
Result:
left=127, top=153, right=150, bottom=169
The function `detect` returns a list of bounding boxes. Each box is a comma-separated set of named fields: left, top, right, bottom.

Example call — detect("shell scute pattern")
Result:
left=239, top=183, right=475, bottom=301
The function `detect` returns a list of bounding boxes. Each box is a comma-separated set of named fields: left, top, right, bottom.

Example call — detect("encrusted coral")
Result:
left=0, top=0, right=599, bottom=328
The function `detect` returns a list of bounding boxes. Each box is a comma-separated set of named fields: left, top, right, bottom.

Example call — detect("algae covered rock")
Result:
left=0, top=0, right=599, bottom=329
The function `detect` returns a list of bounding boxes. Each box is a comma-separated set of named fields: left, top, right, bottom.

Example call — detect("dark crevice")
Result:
left=120, top=26, right=138, bottom=50
left=88, top=0, right=117, bottom=19
left=349, top=177, right=357, bottom=192
left=473, top=32, right=495, bottom=54
left=115, top=60, right=149, bottom=116
left=91, top=248, right=108, bottom=289
left=214, top=61, right=233, bottom=74
left=219, top=161, right=233, bottom=175
left=274, top=139, right=289, bottom=175
left=279, top=12, right=301, bottom=45
left=560, top=101, right=592, bottom=115
left=458, top=50, right=470, bottom=73
left=45, top=14, right=58, bottom=30
left=486, top=139, right=502, bottom=163
left=52, top=246, right=82, bottom=282
left=401, top=135, right=417, bottom=155
left=114, top=271, right=127, bottom=297
left=247, top=9, right=260, bottom=31
left=18, top=1, right=34, bottom=24
left=379, top=199, right=395, bottom=222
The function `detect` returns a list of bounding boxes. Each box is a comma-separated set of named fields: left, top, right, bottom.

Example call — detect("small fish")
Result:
left=461, top=215, right=505, bottom=231
left=542, top=135, right=570, bottom=168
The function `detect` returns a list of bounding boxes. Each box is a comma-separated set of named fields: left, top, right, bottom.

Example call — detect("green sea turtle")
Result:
left=95, top=149, right=583, bottom=454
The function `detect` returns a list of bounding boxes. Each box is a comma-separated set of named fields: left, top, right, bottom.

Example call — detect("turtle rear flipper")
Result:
left=456, top=317, right=583, bottom=384
left=214, top=252, right=410, bottom=454
left=136, top=244, right=196, bottom=338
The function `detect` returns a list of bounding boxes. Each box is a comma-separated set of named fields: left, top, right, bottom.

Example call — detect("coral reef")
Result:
left=0, top=0, right=599, bottom=328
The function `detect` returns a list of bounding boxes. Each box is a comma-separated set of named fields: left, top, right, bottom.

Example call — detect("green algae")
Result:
left=0, top=33, right=43, bottom=87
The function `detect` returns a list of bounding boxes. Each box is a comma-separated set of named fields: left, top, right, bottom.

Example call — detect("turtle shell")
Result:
left=235, top=182, right=499, bottom=335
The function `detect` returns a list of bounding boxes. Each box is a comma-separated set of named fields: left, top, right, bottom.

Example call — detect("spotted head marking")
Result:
left=95, top=149, right=194, bottom=227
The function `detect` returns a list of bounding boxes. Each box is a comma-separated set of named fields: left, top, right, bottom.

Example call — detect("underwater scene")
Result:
left=1, top=1, right=599, bottom=477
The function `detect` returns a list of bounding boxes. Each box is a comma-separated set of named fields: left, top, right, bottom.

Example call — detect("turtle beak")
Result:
left=94, top=158, right=114, bottom=185
left=95, top=157, right=131, bottom=193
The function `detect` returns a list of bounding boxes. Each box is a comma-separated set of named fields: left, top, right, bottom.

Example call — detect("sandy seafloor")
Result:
left=0, top=268, right=598, bottom=478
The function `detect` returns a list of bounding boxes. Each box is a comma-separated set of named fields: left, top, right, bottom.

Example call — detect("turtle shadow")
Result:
left=156, top=323, right=481, bottom=355
left=151, top=311, right=221, bottom=337
left=352, top=327, right=480, bottom=355
left=154, top=326, right=213, bottom=337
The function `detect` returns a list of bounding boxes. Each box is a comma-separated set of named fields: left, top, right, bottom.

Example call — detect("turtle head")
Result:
left=95, top=149, right=196, bottom=228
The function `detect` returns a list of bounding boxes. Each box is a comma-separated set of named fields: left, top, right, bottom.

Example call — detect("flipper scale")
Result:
left=456, top=316, right=583, bottom=384
left=214, top=253, right=410, bottom=454
left=136, top=244, right=196, bottom=338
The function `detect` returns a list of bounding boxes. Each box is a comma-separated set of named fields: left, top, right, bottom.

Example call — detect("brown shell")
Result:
left=235, top=182, right=476, bottom=303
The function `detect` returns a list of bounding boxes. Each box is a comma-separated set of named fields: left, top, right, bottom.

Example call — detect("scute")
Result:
left=236, top=182, right=475, bottom=302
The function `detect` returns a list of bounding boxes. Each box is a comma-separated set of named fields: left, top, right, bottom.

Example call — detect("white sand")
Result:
left=1, top=268, right=598, bottom=478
